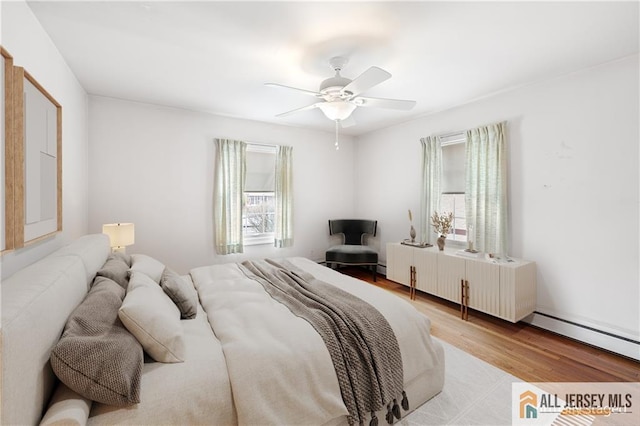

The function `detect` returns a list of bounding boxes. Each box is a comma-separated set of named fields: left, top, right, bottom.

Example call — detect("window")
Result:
left=440, top=133, right=467, bottom=243
left=441, top=193, right=466, bottom=242
left=244, top=192, right=275, bottom=236
left=243, top=144, right=276, bottom=245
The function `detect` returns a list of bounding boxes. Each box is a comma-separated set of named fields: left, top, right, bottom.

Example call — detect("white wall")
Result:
left=88, top=96, right=356, bottom=274
left=0, top=0, right=89, bottom=279
left=354, top=55, right=640, bottom=353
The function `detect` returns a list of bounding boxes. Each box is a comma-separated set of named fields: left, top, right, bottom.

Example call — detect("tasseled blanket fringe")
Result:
left=363, top=391, right=410, bottom=426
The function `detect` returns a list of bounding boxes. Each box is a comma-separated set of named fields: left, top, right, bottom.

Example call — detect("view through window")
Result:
left=244, top=192, right=275, bottom=236
left=243, top=144, right=276, bottom=245
left=440, top=133, right=467, bottom=243
left=441, top=193, right=466, bottom=242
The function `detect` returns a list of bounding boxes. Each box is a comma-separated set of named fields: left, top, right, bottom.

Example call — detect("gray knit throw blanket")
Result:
left=240, top=259, right=408, bottom=426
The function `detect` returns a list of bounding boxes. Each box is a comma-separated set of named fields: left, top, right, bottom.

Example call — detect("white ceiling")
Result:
left=26, top=0, right=639, bottom=136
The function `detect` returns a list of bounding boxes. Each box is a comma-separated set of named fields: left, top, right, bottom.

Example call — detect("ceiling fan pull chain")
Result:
left=334, top=120, right=340, bottom=150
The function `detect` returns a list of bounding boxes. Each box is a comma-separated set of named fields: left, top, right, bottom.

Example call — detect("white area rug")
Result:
left=402, top=338, right=522, bottom=425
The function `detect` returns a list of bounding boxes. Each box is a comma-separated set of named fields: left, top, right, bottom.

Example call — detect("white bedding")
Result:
left=84, top=257, right=443, bottom=425
left=6, top=234, right=442, bottom=426
left=190, top=257, right=443, bottom=425
left=88, top=303, right=237, bottom=425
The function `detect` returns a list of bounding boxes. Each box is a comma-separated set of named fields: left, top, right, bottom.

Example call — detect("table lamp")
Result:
left=102, top=223, right=135, bottom=253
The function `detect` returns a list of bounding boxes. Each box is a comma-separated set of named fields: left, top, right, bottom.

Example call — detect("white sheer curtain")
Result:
left=274, top=145, right=293, bottom=248
left=420, top=136, right=442, bottom=244
left=465, top=122, right=508, bottom=255
left=214, top=138, right=246, bottom=254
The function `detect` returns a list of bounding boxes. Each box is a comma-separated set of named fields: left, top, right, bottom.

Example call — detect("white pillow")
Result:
left=129, top=254, right=165, bottom=284
left=40, top=383, right=92, bottom=426
left=119, top=271, right=185, bottom=363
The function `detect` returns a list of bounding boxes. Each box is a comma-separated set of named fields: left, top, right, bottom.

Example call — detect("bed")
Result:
left=1, top=234, right=444, bottom=425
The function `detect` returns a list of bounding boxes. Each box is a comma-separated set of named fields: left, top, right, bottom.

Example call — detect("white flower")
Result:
left=431, top=211, right=453, bottom=236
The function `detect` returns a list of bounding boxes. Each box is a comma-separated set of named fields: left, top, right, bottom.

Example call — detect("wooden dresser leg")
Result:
left=460, top=279, right=469, bottom=320
left=409, top=266, right=416, bottom=300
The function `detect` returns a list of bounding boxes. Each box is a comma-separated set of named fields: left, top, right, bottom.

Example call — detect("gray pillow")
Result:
left=110, top=250, right=132, bottom=267
left=96, top=254, right=130, bottom=288
left=50, top=277, right=144, bottom=406
left=160, top=268, right=198, bottom=319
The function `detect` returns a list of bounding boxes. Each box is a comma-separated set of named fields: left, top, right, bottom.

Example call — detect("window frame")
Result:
left=440, top=192, right=467, bottom=245
left=440, top=132, right=467, bottom=247
left=242, top=144, right=276, bottom=246
left=243, top=191, right=276, bottom=245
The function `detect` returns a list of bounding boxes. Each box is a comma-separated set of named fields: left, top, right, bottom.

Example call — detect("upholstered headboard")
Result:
left=1, top=234, right=110, bottom=425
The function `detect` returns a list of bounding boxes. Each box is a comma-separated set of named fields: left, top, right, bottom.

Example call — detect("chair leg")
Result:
left=372, top=265, right=377, bottom=282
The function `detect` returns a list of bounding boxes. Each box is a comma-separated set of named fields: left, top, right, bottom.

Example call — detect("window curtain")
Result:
left=274, top=145, right=293, bottom=248
left=420, top=136, right=442, bottom=244
left=214, top=138, right=246, bottom=254
left=465, top=122, right=508, bottom=255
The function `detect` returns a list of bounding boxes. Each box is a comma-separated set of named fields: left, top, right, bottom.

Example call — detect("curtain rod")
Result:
left=434, top=120, right=507, bottom=144
left=437, top=130, right=466, bottom=147
left=215, top=137, right=278, bottom=148
left=245, top=141, right=278, bottom=154
left=437, top=130, right=466, bottom=139
left=246, top=141, right=278, bottom=148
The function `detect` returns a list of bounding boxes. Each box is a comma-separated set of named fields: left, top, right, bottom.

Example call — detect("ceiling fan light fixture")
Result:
left=318, top=101, right=357, bottom=121
left=319, top=75, right=352, bottom=93
left=269, top=56, right=415, bottom=126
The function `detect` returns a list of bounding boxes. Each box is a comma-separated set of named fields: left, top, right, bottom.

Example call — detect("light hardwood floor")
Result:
left=338, top=266, right=639, bottom=383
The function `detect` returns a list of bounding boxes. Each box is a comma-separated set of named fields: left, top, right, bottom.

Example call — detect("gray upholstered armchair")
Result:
left=325, top=219, right=378, bottom=281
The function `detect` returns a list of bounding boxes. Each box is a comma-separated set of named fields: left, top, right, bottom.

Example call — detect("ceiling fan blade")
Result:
left=265, top=83, right=322, bottom=98
left=341, top=66, right=391, bottom=97
left=276, top=102, right=322, bottom=117
left=354, top=96, right=416, bottom=110
left=339, top=116, right=356, bottom=128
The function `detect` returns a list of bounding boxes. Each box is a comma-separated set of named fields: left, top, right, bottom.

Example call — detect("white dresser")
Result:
left=386, top=242, right=536, bottom=322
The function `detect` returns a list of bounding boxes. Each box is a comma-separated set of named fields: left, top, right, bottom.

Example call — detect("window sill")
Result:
left=445, top=240, right=467, bottom=249
left=244, top=235, right=274, bottom=246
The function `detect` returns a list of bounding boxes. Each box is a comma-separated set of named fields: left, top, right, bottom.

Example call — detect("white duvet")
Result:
left=190, top=257, right=441, bottom=426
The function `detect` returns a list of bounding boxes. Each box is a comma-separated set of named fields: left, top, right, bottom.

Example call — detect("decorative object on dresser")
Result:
left=465, top=224, right=478, bottom=253
left=408, top=209, right=416, bottom=242
left=431, top=211, right=453, bottom=251
left=401, top=240, right=432, bottom=248
left=386, top=242, right=536, bottom=322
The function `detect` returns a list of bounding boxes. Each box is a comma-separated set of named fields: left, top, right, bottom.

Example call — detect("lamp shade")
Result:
left=102, top=223, right=135, bottom=248
left=318, top=101, right=357, bottom=121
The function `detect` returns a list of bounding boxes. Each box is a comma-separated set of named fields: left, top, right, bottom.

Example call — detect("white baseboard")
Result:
left=525, top=313, right=640, bottom=361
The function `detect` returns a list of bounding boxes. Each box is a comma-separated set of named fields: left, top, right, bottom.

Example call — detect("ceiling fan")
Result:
left=265, top=56, right=416, bottom=128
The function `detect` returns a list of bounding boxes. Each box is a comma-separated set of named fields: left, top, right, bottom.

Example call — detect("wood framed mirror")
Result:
left=2, top=45, right=62, bottom=251
left=1, top=46, right=16, bottom=252
left=16, top=70, right=63, bottom=247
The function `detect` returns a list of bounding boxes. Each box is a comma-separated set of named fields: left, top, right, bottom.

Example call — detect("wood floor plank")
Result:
left=337, top=266, right=639, bottom=383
